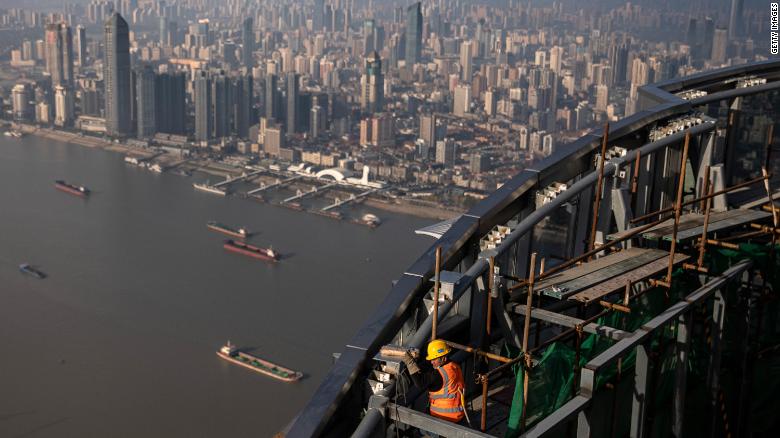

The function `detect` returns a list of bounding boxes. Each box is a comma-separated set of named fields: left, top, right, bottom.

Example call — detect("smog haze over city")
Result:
left=1, top=0, right=778, bottom=437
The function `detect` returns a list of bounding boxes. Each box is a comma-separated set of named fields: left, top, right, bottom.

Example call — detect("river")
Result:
left=0, top=135, right=432, bottom=437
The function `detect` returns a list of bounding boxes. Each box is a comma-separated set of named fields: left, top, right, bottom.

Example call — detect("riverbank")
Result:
left=9, top=123, right=465, bottom=221
left=16, top=124, right=158, bottom=158
left=364, top=198, right=461, bottom=221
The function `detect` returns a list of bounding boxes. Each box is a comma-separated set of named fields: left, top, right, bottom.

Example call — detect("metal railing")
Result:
left=287, top=59, right=780, bottom=438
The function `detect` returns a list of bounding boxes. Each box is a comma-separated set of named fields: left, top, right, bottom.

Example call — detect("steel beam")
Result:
left=471, top=275, right=489, bottom=348
left=576, top=409, right=591, bottom=438
left=495, top=284, right=523, bottom=348
left=576, top=367, right=596, bottom=438
left=707, top=289, right=726, bottom=436
left=630, top=342, right=650, bottom=438
left=385, top=404, right=496, bottom=438
left=521, top=395, right=591, bottom=438
left=672, top=312, right=692, bottom=437
left=510, top=305, right=629, bottom=340
left=612, top=187, right=633, bottom=235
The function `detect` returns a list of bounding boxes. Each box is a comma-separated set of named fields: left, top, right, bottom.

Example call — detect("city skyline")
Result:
left=0, top=1, right=778, bottom=436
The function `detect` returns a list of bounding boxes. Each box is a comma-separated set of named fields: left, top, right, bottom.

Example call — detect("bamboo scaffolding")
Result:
left=657, top=132, right=691, bottom=289
left=442, top=340, right=511, bottom=364
left=588, top=123, right=610, bottom=259
left=480, top=256, right=496, bottom=431
left=631, top=150, right=642, bottom=210
left=520, top=253, right=538, bottom=431
left=706, top=239, right=740, bottom=250
left=697, top=175, right=713, bottom=268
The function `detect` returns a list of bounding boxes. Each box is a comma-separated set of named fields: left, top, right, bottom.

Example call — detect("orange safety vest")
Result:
left=428, top=361, right=465, bottom=422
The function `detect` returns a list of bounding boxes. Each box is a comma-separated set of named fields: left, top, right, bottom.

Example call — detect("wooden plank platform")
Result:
left=533, top=247, right=648, bottom=293
left=568, top=252, right=689, bottom=303
left=608, top=209, right=771, bottom=242
left=672, top=209, right=771, bottom=241
left=537, top=249, right=669, bottom=299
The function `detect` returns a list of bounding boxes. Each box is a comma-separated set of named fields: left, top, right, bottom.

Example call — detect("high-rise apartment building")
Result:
left=211, top=71, right=231, bottom=138
left=265, top=73, right=280, bottom=121
left=242, top=17, right=254, bottom=67
left=12, top=83, right=33, bottom=121
left=194, top=70, right=211, bottom=142
left=286, top=72, right=300, bottom=135
left=711, top=27, right=728, bottom=64
left=361, top=52, right=384, bottom=114
left=420, top=113, right=437, bottom=148
left=54, top=85, right=74, bottom=127
left=75, top=25, right=86, bottom=67
left=435, top=138, right=456, bottom=168
left=460, top=40, right=473, bottom=81
left=135, top=65, right=157, bottom=138
left=453, top=84, right=471, bottom=117
left=45, top=23, right=74, bottom=87
left=484, top=88, right=497, bottom=116
left=156, top=72, right=186, bottom=135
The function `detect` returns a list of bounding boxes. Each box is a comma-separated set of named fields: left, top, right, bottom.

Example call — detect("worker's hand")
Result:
left=403, top=352, right=420, bottom=374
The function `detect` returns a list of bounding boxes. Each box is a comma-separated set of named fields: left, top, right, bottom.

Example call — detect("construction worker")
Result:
left=403, top=339, right=467, bottom=428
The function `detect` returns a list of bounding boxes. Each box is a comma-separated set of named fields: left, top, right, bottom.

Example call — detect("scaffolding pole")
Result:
left=588, top=123, right=610, bottom=258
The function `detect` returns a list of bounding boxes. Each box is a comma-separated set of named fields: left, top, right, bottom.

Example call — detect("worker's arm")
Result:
left=403, top=353, right=443, bottom=391
left=409, top=367, right=443, bottom=392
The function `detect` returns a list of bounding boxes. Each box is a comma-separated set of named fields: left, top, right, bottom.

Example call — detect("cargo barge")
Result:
left=207, top=221, right=249, bottom=239
left=217, top=341, right=303, bottom=382
left=54, top=180, right=90, bottom=197
left=19, top=264, right=46, bottom=279
left=223, top=239, right=278, bottom=262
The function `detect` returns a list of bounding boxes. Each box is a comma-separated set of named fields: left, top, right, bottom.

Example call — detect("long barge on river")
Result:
left=55, top=180, right=90, bottom=197
left=217, top=342, right=303, bottom=382
left=223, top=239, right=279, bottom=262
left=207, top=221, right=249, bottom=239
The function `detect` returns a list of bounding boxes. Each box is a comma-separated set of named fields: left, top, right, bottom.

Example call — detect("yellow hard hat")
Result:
left=426, top=339, right=450, bottom=360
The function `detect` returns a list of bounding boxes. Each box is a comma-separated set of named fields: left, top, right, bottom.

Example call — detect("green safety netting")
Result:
left=504, top=243, right=780, bottom=437
left=504, top=283, right=676, bottom=437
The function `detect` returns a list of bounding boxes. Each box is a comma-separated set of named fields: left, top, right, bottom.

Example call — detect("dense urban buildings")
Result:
left=0, top=0, right=774, bottom=207
left=1, top=0, right=778, bottom=437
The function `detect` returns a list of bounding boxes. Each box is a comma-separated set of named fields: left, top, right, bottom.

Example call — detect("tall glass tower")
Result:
left=242, top=17, right=254, bottom=67
left=405, top=2, right=422, bottom=66
left=104, top=13, right=132, bottom=136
